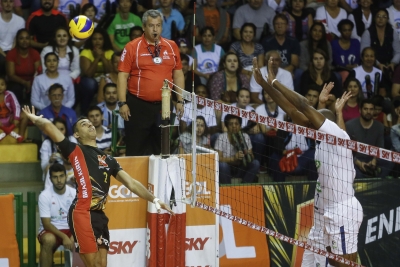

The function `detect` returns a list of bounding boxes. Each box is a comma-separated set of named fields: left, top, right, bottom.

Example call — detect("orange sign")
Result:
left=219, top=185, right=270, bottom=266
left=105, top=156, right=149, bottom=229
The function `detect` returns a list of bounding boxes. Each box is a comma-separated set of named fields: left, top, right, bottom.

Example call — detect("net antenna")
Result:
left=161, top=80, right=171, bottom=158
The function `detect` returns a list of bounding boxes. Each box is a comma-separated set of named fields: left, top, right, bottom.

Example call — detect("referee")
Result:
left=117, top=9, right=185, bottom=156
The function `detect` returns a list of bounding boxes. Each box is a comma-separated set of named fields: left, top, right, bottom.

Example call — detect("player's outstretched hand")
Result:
left=266, top=56, right=276, bottom=85
left=155, top=199, right=175, bottom=215
left=252, top=57, right=264, bottom=86
left=22, top=105, right=42, bottom=123
left=335, top=91, right=352, bottom=113
left=319, top=82, right=335, bottom=105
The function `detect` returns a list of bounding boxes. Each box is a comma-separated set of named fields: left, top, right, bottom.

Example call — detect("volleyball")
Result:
left=69, top=15, right=94, bottom=40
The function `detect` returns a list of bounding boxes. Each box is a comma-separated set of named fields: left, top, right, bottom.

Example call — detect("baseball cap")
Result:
left=175, top=37, right=188, bottom=47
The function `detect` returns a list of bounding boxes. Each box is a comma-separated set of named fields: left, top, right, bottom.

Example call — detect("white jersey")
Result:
left=38, top=185, right=76, bottom=232
left=314, top=119, right=356, bottom=213
left=250, top=66, right=294, bottom=101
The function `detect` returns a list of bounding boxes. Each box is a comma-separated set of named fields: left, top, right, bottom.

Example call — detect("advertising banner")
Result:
left=264, top=179, right=400, bottom=267
left=219, top=185, right=270, bottom=267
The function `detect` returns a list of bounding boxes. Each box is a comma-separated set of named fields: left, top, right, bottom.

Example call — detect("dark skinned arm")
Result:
left=252, top=57, right=313, bottom=128
left=252, top=57, right=327, bottom=130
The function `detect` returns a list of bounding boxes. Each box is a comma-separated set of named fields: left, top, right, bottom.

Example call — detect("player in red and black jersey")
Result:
left=22, top=106, right=173, bottom=267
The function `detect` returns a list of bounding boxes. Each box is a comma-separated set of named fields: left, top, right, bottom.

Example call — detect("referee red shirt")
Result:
left=118, top=35, right=182, bottom=102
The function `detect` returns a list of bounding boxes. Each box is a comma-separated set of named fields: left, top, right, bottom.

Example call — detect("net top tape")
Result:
left=194, top=95, right=399, bottom=165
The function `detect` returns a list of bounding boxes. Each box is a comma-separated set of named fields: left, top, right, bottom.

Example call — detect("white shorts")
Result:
left=323, top=197, right=363, bottom=255
left=303, top=196, right=363, bottom=267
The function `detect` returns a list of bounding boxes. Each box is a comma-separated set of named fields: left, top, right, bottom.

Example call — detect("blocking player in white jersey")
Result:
left=252, top=57, right=363, bottom=267
left=38, top=163, right=76, bottom=267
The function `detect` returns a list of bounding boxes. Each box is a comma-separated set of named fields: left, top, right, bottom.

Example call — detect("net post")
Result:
left=191, top=92, right=197, bottom=206
left=161, top=80, right=171, bottom=159
left=27, top=191, right=36, bottom=266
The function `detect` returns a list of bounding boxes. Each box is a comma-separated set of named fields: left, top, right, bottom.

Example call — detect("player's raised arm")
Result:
left=22, top=106, right=65, bottom=143
left=258, top=57, right=326, bottom=130
left=115, top=170, right=174, bottom=215
left=252, top=58, right=311, bottom=127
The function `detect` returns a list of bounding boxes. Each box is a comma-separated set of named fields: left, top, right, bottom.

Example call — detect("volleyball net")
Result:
left=159, top=79, right=400, bottom=267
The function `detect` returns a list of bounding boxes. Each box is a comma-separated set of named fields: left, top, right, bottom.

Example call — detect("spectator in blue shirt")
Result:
left=38, top=83, right=77, bottom=136
left=158, top=0, right=185, bottom=40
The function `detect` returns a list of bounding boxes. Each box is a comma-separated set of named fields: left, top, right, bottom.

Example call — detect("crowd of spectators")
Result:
left=1, top=0, right=400, bottom=192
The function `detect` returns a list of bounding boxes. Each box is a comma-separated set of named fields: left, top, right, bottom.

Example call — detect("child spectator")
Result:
left=0, top=76, right=24, bottom=142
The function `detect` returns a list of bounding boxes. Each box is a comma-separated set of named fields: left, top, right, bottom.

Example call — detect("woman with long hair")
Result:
left=5, top=29, right=41, bottom=104
left=79, top=27, right=114, bottom=114
left=229, top=23, right=264, bottom=78
left=31, top=52, right=75, bottom=110
left=299, top=22, right=332, bottom=71
left=282, top=0, right=313, bottom=42
left=300, top=49, right=342, bottom=107
left=342, top=77, right=364, bottom=122
left=208, top=51, right=250, bottom=103
left=178, top=116, right=211, bottom=154
left=361, top=9, right=400, bottom=79
left=40, top=26, right=80, bottom=81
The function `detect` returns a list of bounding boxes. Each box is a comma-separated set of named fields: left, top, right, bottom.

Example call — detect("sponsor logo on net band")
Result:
left=194, top=96, right=399, bottom=164
left=195, top=201, right=364, bottom=267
